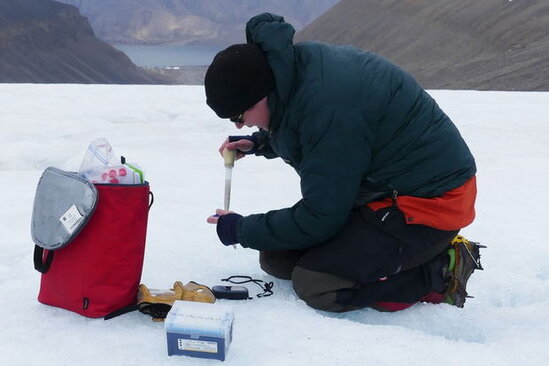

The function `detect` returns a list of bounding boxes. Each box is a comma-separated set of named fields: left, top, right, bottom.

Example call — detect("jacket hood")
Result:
left=246, top=13, right=296, bottom=105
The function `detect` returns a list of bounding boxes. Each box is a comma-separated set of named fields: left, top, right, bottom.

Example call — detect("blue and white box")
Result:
left=165, top=300, right=234, bottom=361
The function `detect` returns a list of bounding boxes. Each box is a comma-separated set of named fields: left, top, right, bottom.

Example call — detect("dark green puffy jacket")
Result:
left=237, top=13, right=476, bottom=251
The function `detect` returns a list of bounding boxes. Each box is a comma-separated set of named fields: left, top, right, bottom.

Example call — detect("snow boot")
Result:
left=443, top=235, right=484, bottom=307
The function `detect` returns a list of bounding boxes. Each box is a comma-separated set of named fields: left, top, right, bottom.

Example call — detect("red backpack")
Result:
left=32, top=167, right=151, bottom=318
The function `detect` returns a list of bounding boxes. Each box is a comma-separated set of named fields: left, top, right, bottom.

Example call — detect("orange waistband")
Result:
left=366, top=176, right=477, bottom=231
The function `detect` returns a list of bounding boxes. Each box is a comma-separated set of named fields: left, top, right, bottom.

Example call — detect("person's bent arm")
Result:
left=238, top=106, right=373, bottom=250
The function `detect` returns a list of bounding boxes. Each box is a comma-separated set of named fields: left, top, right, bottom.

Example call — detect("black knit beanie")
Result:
left=205, top=44, right=275, bottom=119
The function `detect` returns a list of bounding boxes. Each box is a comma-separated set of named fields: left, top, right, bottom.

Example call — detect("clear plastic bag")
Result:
left=78, top=138, right=115, bottom=173
left=78, top=138, right=144, bottom=184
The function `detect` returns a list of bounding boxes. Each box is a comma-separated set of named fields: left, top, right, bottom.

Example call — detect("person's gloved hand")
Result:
left=207, top=209, right=243, bottom=246
left=218, top=135, right=258, bottom=160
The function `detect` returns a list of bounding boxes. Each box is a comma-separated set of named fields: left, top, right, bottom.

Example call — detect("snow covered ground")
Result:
left=0, top=84, right=548, bottom=365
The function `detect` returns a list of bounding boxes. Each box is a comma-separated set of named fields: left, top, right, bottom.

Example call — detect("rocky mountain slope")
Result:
left=57, top=0, right=339, bottom=45
left=0, top=0, right=168, bottom=83
left=295, top=0, right=549, bottom=91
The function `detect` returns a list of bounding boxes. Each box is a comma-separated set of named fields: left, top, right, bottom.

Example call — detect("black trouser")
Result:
left=259, top=206, right=458, bottom=312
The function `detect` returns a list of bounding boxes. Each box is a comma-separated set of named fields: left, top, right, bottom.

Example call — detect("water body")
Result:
left=113, top=44, right=223, bottom=67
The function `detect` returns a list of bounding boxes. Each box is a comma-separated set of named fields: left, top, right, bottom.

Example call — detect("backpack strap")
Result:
left=103, top=303, right=140, bottom=320
left=34, top=245, right=54, bottom=274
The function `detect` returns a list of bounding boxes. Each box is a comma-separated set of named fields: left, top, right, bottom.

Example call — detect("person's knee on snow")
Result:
left=259, top=250, right=306, bottom=280
left=291, top=266, right=360, bottom=313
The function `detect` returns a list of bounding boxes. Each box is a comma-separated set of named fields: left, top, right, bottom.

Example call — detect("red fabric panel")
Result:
left=420, top=292, right=445, bottom=304
left=374, top=291, right=445, bottom=312
left=366, top=197, right=393, bottom=211
left=397, top=176, right=476, bottom=230
left=38, top=183, right=150, bottom=318
left=366, top=176, right=477, bottom=231
left=374, top=301, right=415, bottom=312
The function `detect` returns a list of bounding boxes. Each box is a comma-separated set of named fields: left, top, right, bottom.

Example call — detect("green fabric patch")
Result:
left=448, top=248, right=456, bottom=272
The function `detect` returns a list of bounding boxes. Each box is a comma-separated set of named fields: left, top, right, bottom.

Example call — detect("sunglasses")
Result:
left=229, top=113, right=244, bottom=124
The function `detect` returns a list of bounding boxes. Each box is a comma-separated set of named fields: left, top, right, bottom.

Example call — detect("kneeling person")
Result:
left=205, top=13, right=482, bottom=312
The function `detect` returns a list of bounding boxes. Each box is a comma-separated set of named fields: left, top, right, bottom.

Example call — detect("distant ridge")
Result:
left=295, top=0, right=549, bottom=91
left=57, top=0, right=339, bottom=46
left=0, top=0, right=168, bottom=84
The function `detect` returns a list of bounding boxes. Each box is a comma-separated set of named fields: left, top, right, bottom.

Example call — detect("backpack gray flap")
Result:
left=31, top=167, right=98, bottom=250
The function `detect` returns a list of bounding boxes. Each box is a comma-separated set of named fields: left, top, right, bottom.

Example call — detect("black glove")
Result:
left=216, top=213, right=243, bottom=245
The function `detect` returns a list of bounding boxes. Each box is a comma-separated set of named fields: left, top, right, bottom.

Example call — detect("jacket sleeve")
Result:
left=238, top=106, right=373, bottom=250
left=251, top=130, right=279, bottom=159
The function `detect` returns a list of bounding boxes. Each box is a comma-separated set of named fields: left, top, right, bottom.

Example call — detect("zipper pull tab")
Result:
left=391, top=189, right=398, bottom=206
